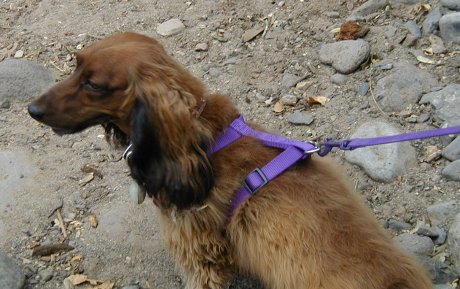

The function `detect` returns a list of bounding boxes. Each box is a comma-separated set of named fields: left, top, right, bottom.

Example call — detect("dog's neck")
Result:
left=198, top=93, right=240, bottom=139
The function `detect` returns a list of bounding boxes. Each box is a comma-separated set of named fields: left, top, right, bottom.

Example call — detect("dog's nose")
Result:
left=28, top=104, right=44, bottom=121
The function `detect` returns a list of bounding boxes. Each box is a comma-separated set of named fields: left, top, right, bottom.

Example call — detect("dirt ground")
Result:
left=1, top=0, right=460, bottom=288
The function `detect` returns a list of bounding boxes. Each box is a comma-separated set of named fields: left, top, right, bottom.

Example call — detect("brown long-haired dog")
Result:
left=28, top=32, right=432, bottom=289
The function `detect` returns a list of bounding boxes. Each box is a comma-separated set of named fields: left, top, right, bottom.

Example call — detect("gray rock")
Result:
left=38, top=267, right=53, bottom=282
left=448, top=213, right=460, bottom=270
left=402, top=34, right=418, bottom=47
left=427, top=201, right=460, bottom=226
left=280, top=73, right=298, bottom=88
left=442, top=136, right=460, bottom=161
left=376, top=62, right=438, bottom=112
left=439, top=13, right=460, bottom=44
left=393, top=233, right=434, bottom=255
left=350, top=0, right=389, bottom=18
left=415, top=226, right=447, bottom=245
left=344, top=122, right=416, bottom=182
left=319, top=39, right=371, bottom=74
left=286, top=111, right=314, bottom=125
left=377, top=63, right=393, bottom=70
left=280, top=94, right=297, bottom=106
left=0, top=252, right=25, bottom=289
left=434, top=227, right=448, bottom=245
left=418, top=113, right=430, bottom=123
left=0, top=59, right=55, bottom=102
left=415, top=225, right=440, bottom=237
left=442, top=160, right=460, bottom=181
left=324, top=11, right=340, bottom=18
left=415, top=255, right=440, bottom=281
left=387, top=219, right=412, bottom=231
left=195, top=42, right=208, bottom=52
left=440, top=121, right=460, bottom=146
left=331, top=73, right=348, bottom=85
left=435, top=285, right=455, bottom=289
left=405, top=20, right=422, bottom=38
left=429, top=34, right=448, bottom=54
left=156, top=18, right=185, bottom=36
left=420, top=84, right=460, bottom=124
left=423, top=7, right=442, bottom=35
left=357, top=82, right=370, bottom=96
left=242, top=27, right=264, bottom=42
left=441, top=0, right=460, bottom=10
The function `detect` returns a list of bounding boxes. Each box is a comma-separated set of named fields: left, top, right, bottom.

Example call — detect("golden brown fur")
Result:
left=28, top=32, right=432, bottom=289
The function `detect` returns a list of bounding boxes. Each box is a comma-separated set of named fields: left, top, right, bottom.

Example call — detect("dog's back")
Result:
left=228, top=156, right=432, bottom=289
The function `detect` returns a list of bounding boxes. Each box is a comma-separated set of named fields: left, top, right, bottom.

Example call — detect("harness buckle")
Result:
left=243, top=168, right=269, bottom=195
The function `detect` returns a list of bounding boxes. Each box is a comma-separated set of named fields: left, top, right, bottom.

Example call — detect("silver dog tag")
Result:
left=128, top=181, right=146, bottom=204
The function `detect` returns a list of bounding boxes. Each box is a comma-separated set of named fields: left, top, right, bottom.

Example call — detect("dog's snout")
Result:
left=28, top=104, right=45, bottom=121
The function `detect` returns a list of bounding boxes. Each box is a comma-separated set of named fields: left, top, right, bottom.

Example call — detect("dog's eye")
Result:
left=84, top=79, right=104, bottom=92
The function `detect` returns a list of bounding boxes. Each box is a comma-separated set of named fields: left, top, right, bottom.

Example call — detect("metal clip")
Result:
left=304, top=141, right=320, bottom=155
left=123, top=143, right=133, bottom=162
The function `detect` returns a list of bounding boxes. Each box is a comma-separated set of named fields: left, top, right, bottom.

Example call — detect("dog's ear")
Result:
left=129, top=91, right=214, bottom=209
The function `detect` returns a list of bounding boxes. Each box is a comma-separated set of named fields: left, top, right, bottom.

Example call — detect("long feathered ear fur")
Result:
left=128, top=77, right=214, bottom=209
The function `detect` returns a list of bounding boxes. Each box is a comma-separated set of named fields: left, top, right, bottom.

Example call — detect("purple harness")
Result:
left=209, top=116, right=460, bottom=220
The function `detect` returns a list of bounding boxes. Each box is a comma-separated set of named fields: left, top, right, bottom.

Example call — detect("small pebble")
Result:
left=406, top=115, right=418, bottom=123
left=280, top=73, right=298, bottom=88
left=377, top=63, right=393, bottom=70
left=38, top=268, right=53, bottom=282
left=418, top=113, right=430, bottom=123
left=280, top=94, right=298, bottom=106
left=14, top=50, right=24, bottom=58
left=286, top=111, right=314, bottom=125
left=331, top=73, right=348, bottom=85
left=195, top=43, right=208, bottom=52
left=387, top=219, right=412, bottom=231
left=404, top=20, right=422, bottom=38
left=324, top=11, right=340, bottom=18
left=357, top=82, right=370, bottom=96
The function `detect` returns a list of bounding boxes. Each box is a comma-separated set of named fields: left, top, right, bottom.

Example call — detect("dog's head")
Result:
left=28, top=32, right=214, bottom=209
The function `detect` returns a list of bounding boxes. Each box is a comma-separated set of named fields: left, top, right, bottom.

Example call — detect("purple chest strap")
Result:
left=208, top=116, right=317, bottom=219
left=209, top=116, right=460, bottom=221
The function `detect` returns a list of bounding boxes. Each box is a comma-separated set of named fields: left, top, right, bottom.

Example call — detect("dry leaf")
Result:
left=79, top=172, right=94, bottom=187
left=93, top=281, right=115, bottom=289
left=307, top=96, right=328, bottom=106
left=88, top=213, right=98, bottom=228
left=68, top=274, right=88, bottom=285
left=273, top=101, right=284, bottom=113
left=335, top=21, right=369, bottom=40
left=424, top=47, right=434, bottom=55
left=81, top=164, right=103, bottom=179
left=416, top=55, right=434, bottom=64
left=330, top=27, right=341, bottom=34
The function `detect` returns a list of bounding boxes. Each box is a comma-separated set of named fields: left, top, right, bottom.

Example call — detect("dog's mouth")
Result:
left=51, top=127, right=77, bottom=136
left=50, top=115, right=112, bottom=135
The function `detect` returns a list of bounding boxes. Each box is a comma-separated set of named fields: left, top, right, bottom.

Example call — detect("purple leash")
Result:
left=318, top=125, right=460, bottom=156
left=209, top=116, right=460, bottom=221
